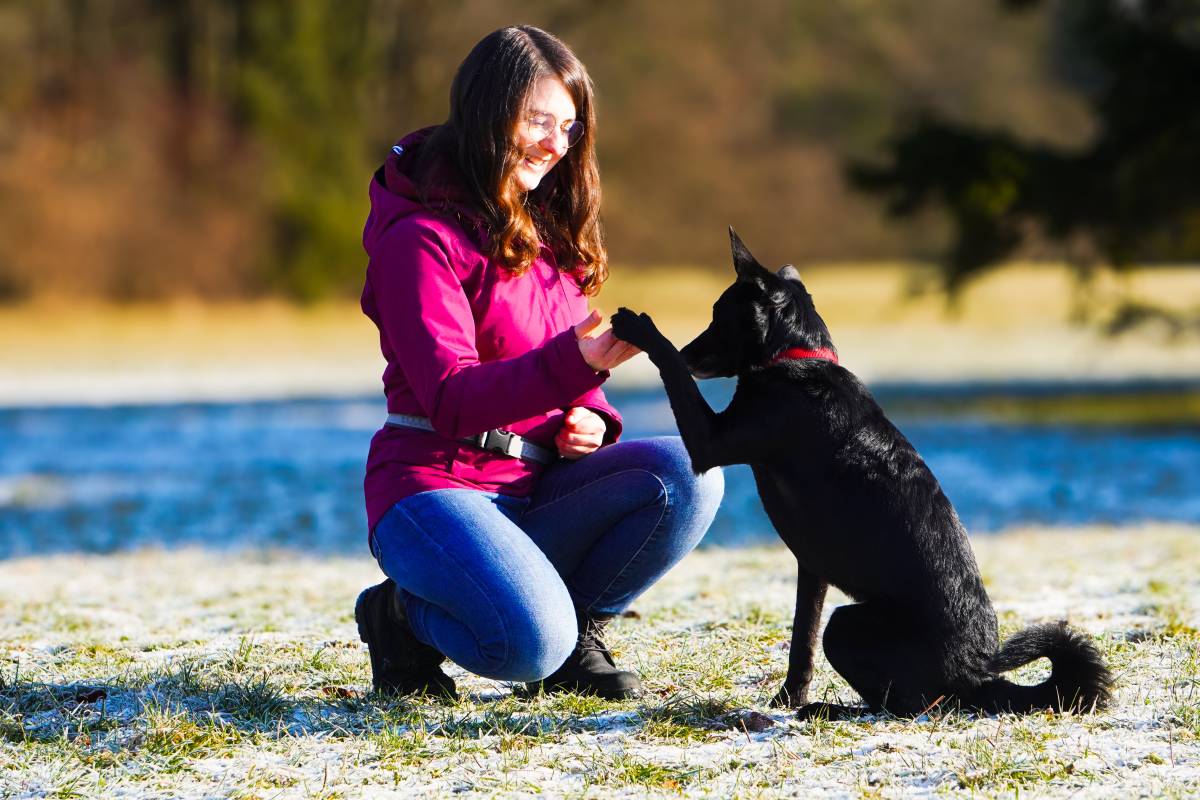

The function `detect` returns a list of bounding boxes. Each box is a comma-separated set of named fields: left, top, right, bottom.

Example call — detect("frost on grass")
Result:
left=0, top=525, right=1198, bottom=798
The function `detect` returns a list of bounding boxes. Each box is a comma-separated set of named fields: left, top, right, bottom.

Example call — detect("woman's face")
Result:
left=513, top=76, right=577, bottom=192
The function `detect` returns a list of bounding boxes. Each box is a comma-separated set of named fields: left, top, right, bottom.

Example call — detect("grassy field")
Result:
left=1, top=525, right=1198, bottom=798
left=0, top=262, right=1197, bottom=405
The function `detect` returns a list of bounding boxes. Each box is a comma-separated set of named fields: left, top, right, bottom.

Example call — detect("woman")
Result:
left=356, top=25, right=723, bottom=701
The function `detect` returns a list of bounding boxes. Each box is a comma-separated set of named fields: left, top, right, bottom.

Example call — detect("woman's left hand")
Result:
left=555, top=407, right=607, bottom=460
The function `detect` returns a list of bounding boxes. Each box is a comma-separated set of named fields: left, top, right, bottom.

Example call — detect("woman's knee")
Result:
left=638, top=435, right=693, bottom=476
left=472, top=604, right=577, bottom=682
left=643, top=436, right=724, bottom=510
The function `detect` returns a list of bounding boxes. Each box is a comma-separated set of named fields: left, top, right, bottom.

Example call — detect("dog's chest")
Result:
left=749, top=461, right=869, bottom=587
left=750, top=465, right=823, bottom=547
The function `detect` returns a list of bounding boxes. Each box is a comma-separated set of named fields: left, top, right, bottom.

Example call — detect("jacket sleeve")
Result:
left=369, top=220, right=608, bottom=439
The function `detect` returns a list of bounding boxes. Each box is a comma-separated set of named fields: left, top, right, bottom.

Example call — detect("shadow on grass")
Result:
left=0, top=665, right=790, bottom=751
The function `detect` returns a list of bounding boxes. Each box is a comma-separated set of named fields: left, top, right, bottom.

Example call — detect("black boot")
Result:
left=355, top=579, right=457, bottom=701
left=525, top=608, right=643, bottom=700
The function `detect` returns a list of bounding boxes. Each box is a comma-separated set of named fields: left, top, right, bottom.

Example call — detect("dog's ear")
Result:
left=728, top=227, right=763, bottom=280
left=777, top=264, right=801, bottom=283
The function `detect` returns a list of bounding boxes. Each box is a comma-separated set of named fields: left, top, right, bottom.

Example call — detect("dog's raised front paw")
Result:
left=610, top=307, right=664, bottom=351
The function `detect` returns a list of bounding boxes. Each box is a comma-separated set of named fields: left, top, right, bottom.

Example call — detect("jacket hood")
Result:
left=362, top=126, right=478, bottom=254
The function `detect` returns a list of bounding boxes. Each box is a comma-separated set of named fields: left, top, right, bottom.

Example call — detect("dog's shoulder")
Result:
left=729, top=363, right=865, bottom=452
left=830, top=370, right=930, bottom=474
left=767, top=363, right=919, bottom=457
left=739, top=363, right=833, bottom=411
left=754, top=361, right=876, bottom=419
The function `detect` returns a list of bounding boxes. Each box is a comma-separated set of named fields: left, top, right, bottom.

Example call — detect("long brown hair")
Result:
left=419, top=26, right=607, bottom=295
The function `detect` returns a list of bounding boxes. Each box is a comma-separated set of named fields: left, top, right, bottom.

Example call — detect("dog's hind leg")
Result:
left=771, top=565, right=827, bottom=707
left=819, top=602, right=944, bottom=717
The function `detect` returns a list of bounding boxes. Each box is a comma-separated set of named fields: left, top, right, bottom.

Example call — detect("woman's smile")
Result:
left=523, top=154, right=551, bottom=171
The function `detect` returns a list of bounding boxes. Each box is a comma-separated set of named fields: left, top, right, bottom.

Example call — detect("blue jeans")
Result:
left=370, top=436, right=723, bottom=682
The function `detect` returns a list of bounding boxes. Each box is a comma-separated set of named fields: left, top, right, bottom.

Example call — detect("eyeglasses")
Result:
left=525, top=111, right=585, bottom=148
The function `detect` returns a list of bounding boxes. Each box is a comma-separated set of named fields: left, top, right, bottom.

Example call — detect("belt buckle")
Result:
left=481, top=429, right=521, bottom=459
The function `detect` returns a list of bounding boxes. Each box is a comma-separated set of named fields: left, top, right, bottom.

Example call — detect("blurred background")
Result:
left=1, top=0, right=1198, bottom=557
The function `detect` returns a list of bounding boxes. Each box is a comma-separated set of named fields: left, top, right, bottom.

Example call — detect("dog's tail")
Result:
left=969, top=621, right=1113, bottom=714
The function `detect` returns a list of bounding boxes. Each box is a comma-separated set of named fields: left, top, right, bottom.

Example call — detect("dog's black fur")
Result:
left=610, top=229, right=1113, bottom=718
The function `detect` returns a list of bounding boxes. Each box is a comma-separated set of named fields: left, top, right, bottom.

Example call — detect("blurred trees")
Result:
left=0, top=0, right=382, bottom=301
left=853, top=0, right=1200, bottom=303
left=0, top=0, right=1092, bottom=301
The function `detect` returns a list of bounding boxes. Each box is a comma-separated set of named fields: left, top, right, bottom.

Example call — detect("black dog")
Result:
left=610, top=229, right=1112, bottom=718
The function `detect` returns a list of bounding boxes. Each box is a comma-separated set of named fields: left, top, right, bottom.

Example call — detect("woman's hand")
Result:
left=555, top=406, right=607, bottom=460
left=575, top=310, right=641, bottom=371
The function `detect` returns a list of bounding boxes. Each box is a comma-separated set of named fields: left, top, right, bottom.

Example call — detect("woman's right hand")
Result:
left=574, top=310, right=641, bottom=371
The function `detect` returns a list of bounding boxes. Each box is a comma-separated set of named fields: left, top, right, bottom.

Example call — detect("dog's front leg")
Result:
left=771, top=566, right=828, bottom=708
left=611, top=308, right=747, bottom=471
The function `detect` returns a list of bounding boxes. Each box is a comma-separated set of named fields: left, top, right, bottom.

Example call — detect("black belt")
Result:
left=384, top=413, right=556, bottom=465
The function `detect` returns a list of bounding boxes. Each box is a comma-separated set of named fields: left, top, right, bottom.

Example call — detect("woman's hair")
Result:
left=418, top=26, right=607, bottom=296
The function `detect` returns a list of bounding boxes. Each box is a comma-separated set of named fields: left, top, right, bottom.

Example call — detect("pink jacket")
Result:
left=360, top=129, right=622, bottom=531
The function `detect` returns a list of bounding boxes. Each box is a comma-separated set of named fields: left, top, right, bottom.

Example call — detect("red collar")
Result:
left=769, top=346, right=839, bottom=366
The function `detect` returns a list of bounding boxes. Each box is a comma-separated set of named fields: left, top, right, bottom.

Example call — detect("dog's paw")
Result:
left=610, top=307, right=664, bottom=351
left=770, top=685, right=808, bottom=709
left=794, top=702, right=872, bottom=722
left=794, top=702, right=831, bottom=720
